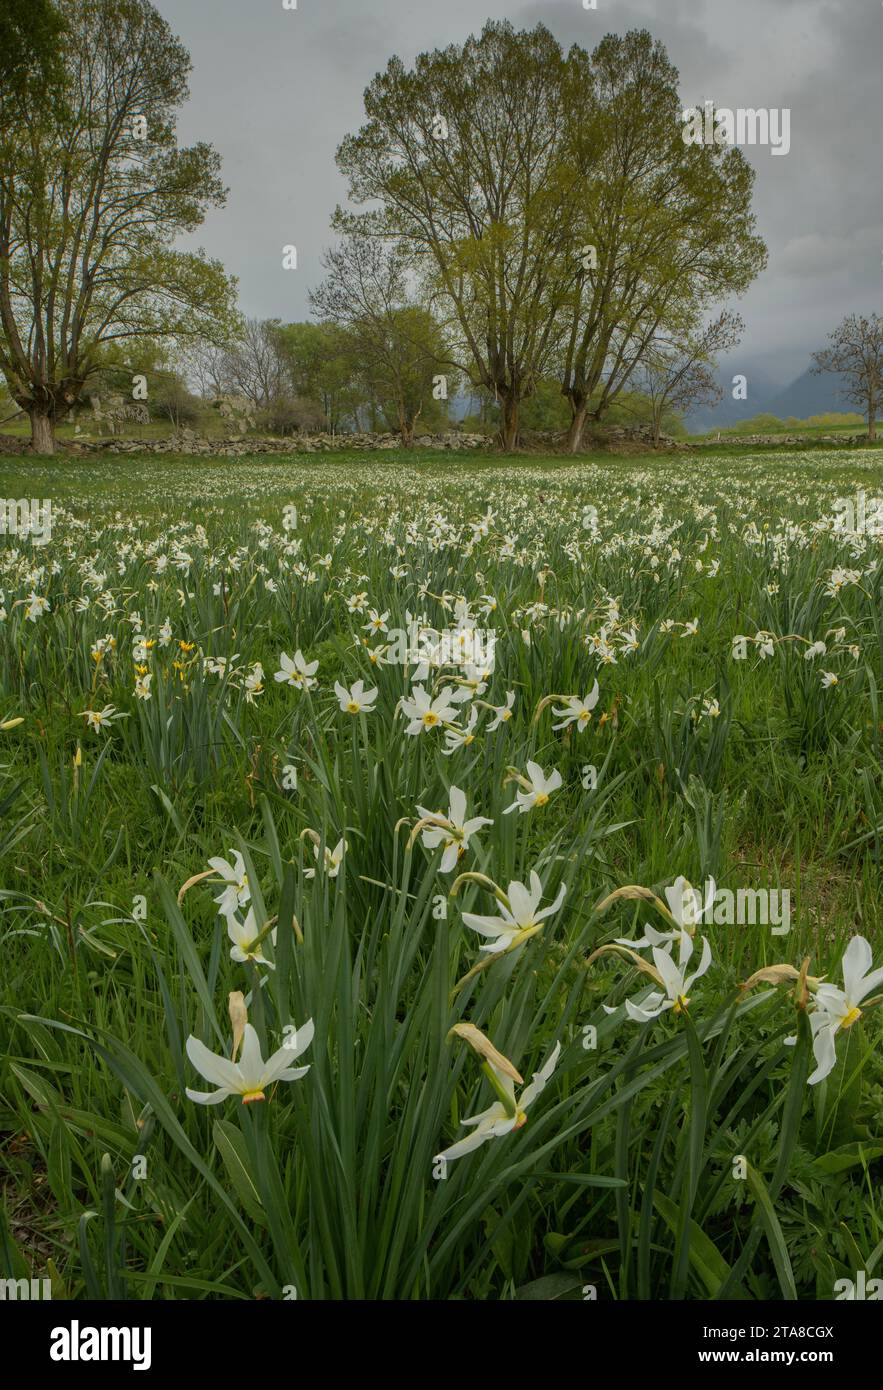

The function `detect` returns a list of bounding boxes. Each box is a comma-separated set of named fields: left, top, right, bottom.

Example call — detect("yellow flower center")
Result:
left=347, top=700, right=360, bottom=713
left=672, top=994, right=690, bottom=1015
left=839, top=1005, right=862, bottom=1031
left=241, top=1088, right=266, bottom=1105
left=423, top=710, right=439, bottom=727
left=534, top=791, right=549, bottom=807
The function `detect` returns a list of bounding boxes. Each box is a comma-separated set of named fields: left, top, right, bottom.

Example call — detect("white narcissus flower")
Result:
left=274, top=649, right=318, bottom=690
left=442, top=705, right=478, bottom=754
left=185, top=1021, right=313, bottom=1105
left=208, top=850, right=251, bottom=916
left=820, top=671, right=838, bottom=689
left=614, top=922, right=681, bottom=951
left=825, top=567, right=860, bottom=597
left=305, top=837, right=347, bottom=879
left=334, top=678, right=378, bottom=715
left=226, top=906, right=276, bottom=969
left=25, top=592, right=50, bottom=622
left=802, top=937, right=883, bottom=1085
left=486, top=691, right=516, bottom=730
left=664, top=876, right=716, bottom=933
left=363, top=609, right=389, bottom=634
left=604, top=930, right=712, bottom=1022
left=415, top=785, right=493, bottom=873
left=551, top=682, right=600, bottom=731
left=503, top=760, right=562, bottom=814
left=435, top=1041, right=562, bottom=1162
left=804, top=641, right=826, bottom=661
left=80, top=704, right=120, bottom=733
left=462, top=870, right=566, bottom=954
left=244, top=662, right=264, bottom=701
left=755, top=632, right=775, bottom=659
left=399, top=684, right=459, bottom=735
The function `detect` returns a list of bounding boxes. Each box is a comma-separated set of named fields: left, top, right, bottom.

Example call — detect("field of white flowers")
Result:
left=1, top=446, right=881, bottom=1302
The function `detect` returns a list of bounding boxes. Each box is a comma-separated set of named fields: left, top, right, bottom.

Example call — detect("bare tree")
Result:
left=639, top=311, right=743, bottom=446
left=181, top=339, right=232, bottom=400
left=223, top=318, right=288, bottom=410
left=812, top=313, right=883, bottom=441
left=310, top=237, right=450, bottom=444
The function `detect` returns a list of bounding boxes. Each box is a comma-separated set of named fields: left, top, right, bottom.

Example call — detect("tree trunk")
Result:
left=566, top=400, right=588, bottom=453
left=652, top=411, right=662, bottom=448
left=399, top=398, right=416, bottom=447
left=498, top=393, right=520, bottom=451
left=868, top=396, right=877, bottom=442
left=29, top=409, right=56, bottom=455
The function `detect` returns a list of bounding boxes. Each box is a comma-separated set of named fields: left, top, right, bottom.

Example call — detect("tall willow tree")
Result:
left=335, top=22, right=574, bottom=451
left=335, top=21, right=767, bottom=452
left=557, top=32, right=766, bottom=451
left=0, top=0, right=237, bottom=453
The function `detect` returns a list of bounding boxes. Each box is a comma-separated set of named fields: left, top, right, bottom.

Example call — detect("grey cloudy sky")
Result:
left=165, top=0, right=881, bottom=390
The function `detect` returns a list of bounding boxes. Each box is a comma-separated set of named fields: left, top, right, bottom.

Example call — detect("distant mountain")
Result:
left=765, top=368, right=854, bottom=420
left=685, top=363, right=853, bottom=432
left=684, top=367, right=777, bottom=431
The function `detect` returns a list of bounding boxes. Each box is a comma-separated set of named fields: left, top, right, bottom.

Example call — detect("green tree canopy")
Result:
left=274, top=321, right=362, bottom=432
left=0, top=0, right=239, bottom=453
left=334, top=21, right=767, bottom=451
left=310, top=237, right=453, bottom=443
left=0, top=0, right=67, bottom=109
left=335, top=21, right=573, bottom=450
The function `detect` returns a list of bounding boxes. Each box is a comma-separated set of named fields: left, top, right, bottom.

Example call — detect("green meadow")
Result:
left=1, top=445, right=881, bottom=1300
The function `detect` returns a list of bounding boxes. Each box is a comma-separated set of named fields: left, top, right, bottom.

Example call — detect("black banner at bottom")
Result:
left=0, top=1296, right=876, bottom=1375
